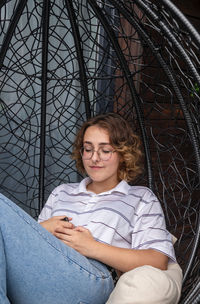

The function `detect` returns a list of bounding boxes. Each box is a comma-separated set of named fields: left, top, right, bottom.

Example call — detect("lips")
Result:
left=90, top=166, right=103, bottom=169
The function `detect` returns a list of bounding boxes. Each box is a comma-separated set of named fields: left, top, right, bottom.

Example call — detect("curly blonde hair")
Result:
left=72, top=113, right=143, bottom=182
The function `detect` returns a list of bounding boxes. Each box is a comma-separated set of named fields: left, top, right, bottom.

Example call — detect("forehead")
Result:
left=83, top=126, right=110, bottom=144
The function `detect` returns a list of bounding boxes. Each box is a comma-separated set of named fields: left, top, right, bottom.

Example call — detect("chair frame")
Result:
left=0, top=0, right=200, bottom=302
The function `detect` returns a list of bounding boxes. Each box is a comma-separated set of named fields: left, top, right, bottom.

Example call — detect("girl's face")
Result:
left=82, top=125, right=121, bottom=192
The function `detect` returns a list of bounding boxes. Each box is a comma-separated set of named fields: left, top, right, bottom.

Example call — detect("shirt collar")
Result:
left=78, top=177, right=91, bottom=193
left=73, top=177, right=130, bottom=195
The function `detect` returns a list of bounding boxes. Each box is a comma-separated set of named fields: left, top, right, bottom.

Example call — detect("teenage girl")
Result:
left=0, top=113, right=176, bottom=304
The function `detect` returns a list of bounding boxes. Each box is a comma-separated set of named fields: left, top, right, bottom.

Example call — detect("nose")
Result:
left=91, top=150, right=100, bottom=162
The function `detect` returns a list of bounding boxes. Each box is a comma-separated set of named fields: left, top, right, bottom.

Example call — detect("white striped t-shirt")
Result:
left=38, top=177, right=176, bottom=262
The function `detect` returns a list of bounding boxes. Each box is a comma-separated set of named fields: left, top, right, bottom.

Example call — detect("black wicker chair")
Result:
left=0, top=0, right=200, bottom=302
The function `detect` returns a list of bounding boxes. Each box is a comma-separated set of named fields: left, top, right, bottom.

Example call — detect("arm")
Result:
left=90, top=242, right=168, bottom=272
left=54, top=226, right=168, bottom=272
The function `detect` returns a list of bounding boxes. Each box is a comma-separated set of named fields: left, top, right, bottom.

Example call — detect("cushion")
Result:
left=106, top=263, right=182, bottom=304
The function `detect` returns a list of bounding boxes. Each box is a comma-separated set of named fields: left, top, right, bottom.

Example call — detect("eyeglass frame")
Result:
left=80, top=145, right=116, bottom=161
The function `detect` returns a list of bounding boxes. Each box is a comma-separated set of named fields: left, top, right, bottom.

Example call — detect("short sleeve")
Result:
left=131, top=189, right=176, bottom=262
left=37, top=190, right=55, bottom=223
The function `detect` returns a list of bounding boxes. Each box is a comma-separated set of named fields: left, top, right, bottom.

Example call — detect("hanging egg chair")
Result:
left=0, top=0, right=200, bottom=302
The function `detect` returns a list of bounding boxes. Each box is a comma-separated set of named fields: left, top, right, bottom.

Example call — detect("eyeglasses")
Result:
left=80, top=146, right=115, bottom=161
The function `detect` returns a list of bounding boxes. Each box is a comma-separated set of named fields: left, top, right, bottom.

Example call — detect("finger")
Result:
left=55, top=227, right=75, bottom=235
left=61, top=222, right=75, bottom=229
left=52, top=215, right=72, bottom=220
left=54, top=232, right=72, bottom=242
left=60, top=216, right=73, bottom=221
left=61, top=216, right=73, bottom=222
left=74, top=226, right=87, bottom=232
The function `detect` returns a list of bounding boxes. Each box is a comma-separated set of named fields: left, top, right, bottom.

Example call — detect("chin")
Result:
left=88, top=175, right=104, bottom=183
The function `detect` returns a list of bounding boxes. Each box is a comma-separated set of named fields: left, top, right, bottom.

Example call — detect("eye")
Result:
left=84, top=146, right=93, bottom=152
left=101, top=148, right=112, bottom=154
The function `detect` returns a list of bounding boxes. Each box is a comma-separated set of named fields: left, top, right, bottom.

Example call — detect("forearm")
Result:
left=53, top=226, right=168, bottom=272
left=88, top=241, right=168, bottom=273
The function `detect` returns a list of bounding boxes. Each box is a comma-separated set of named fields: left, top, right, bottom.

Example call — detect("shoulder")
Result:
left=128, top=185, right=157, bottom=198
left=126, top=185, right=161, bottom=211
left=126, top=185, right=164, bottom=218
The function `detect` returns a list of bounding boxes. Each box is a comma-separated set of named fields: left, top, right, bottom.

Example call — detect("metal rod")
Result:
left=65, top=0, right=91, bottom=120
left=0, top=0, right=28, bottom=69
left=39, top=0, right=50, bottom=211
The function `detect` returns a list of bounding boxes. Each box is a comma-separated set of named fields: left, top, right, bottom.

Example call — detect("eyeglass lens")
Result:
left=81, top=146, right=113, bottom=161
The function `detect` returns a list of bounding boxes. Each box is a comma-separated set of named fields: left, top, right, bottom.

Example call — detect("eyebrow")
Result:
left=83, top=141, right=111, bottom=146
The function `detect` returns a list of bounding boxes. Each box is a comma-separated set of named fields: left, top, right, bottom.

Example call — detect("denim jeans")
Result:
left=0, top=193, right=114, bottom=304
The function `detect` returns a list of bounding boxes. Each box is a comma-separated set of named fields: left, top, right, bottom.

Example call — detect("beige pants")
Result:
left=106, top=263, right=182, bottom=304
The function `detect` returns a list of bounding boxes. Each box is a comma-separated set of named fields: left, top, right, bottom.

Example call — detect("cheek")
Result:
left=109, top=157, right=120, bottom=170
left=82, top=159, right=88, bottom=169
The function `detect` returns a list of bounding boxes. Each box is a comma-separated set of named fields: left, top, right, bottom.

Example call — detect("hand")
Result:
left=55, top=226, right=97, bottom=257
left=40, top=216, right=74, bottom=236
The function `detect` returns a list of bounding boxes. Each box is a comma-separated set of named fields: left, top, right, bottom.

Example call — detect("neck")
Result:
left=87, top=179, right=120, bottom=194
